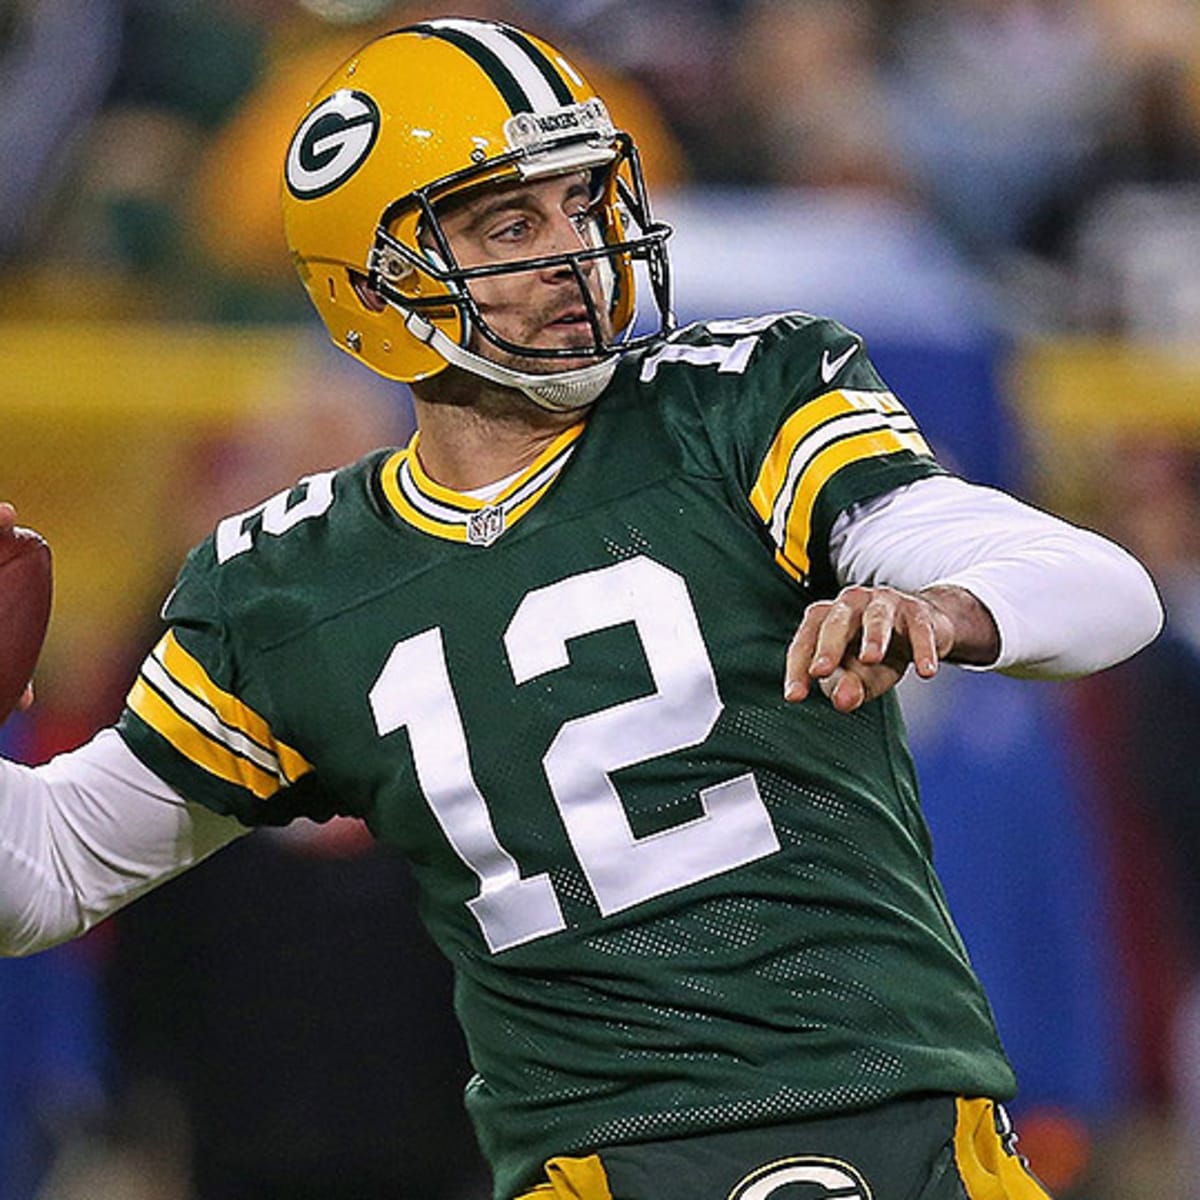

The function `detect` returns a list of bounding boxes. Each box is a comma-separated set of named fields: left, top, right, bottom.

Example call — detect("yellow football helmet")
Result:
left=282, top=18, right=675, bottom=410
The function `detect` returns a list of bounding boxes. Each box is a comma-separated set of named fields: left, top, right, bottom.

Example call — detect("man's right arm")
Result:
left=0, top=728, right=246, bottom=956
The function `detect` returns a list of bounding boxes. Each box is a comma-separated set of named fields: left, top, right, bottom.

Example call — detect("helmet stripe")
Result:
left=409, top=22, right=531, bottom=112
left=410, top=20, right=570, bottom=114
left=498, top=27, right=576, bottom=107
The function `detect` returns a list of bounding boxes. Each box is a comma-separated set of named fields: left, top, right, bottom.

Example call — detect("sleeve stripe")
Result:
left=750, top=389, right=931, bottom=579
left=141, top=654, right=284, bottom=779
left=125, top=631, right=313, bottom=798
left=157, top=633, right=266, bottom=749
left=769, top=411, right=925, bottom=546
left=159, top=633, right=314, bottom=782
left=127, top=676, right=283, bottom=800
left=750, top=391, right=852, bottom=525
left=780, top=426, right=930, bottom=575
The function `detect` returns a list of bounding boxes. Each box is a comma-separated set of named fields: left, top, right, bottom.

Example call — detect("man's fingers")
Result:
left=906, top=607, right=941, bottom=677
left=820, top=667, right=864, bottom=713
left=786, top=589, right=885, bottom=703
left=784, top=602, right=831, bottom=702
left=810, top=591, right=865, bottom=674
left=857, top=592, right=899, bottom=665
left=826, top=659, right=909, bottom=712
left=785, top=586, right=953, bottom=707
left=17, top=684, right=33, bottom=712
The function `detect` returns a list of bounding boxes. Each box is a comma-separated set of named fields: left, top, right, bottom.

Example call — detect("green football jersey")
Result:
left=119, top=313, right=1016, bottom=1199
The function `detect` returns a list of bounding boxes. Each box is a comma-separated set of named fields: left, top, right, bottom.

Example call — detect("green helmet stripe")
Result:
left=410, top=22, right=537, bottom=115
left=499, top=26, right=576, bottom=106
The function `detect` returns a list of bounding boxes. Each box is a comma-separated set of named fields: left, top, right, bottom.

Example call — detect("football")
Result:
left=0, top=525, right=52, bottom=725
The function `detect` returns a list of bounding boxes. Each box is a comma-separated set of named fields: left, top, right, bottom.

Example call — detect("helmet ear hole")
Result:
left=348, top=270, right=389, bottom=313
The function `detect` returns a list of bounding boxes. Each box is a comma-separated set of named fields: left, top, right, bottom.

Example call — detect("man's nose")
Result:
left=540, top=213, right=594, bottom=276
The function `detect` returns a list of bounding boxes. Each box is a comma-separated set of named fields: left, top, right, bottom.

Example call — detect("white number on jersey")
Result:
left=369, top=556, right=780, bottom=953
left=215, top=471, right=337, bottom=564
left=636, top=315, right=798, bottom=383
left=369, top=627, right=567, bottom=952
left=638, top=337, right=759, bottom=383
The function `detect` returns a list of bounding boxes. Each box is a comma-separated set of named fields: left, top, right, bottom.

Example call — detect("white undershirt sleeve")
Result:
left=829, top=474, right=1163, bottom=677
left=0, top=728, right=247, bottom=956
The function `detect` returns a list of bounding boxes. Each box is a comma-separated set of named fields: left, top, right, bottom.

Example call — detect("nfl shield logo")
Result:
left=467, top=505, right=506, bottom=547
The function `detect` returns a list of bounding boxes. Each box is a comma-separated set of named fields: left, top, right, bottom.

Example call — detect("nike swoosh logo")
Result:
left=820, top=343, right=858, bottom=384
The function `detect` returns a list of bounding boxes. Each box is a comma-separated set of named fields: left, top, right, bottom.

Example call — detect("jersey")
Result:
left=118, top=313, right=1016, bottom=1199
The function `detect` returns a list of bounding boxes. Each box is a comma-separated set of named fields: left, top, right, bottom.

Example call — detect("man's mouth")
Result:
left=537, top=308, right=603, bottom=357
left=546, top=308, right=592, bottom=330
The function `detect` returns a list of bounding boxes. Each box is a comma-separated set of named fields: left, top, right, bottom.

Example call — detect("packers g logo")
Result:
left=286, top=89, right=380, bottom=199
left=728, top=1156, right=872, bottom=1200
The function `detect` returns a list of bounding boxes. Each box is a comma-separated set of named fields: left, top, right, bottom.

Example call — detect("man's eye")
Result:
left=492, top=217, right=530, bottom=241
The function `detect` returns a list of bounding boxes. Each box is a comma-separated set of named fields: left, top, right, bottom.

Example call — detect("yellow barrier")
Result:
left=1, top=321, right=380, bottom=720
left=1011, top=337, right=1200, bottom=518
left=1014, top=338, right=1200, bottom=439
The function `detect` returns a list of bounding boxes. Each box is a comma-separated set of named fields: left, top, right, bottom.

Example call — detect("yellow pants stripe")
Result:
left=955, top=1098, right=1053, bottom=1200
left=513, top=1154, right=613, bottom=1200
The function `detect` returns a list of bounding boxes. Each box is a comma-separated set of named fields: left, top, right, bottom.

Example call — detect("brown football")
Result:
left=0, top=526, right=52, bottom=725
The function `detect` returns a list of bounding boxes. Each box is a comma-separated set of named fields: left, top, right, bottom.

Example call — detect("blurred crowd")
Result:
left=4, top=0, right=1200, bottom=335
left=5, top=1, right=1200, bottom=1199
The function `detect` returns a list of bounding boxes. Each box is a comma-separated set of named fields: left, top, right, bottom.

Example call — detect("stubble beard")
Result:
left=473, top=281, right=614, bottom=377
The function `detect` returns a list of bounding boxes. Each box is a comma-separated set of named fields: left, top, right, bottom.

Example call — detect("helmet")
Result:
left=281, top=18, right=675, bottom=410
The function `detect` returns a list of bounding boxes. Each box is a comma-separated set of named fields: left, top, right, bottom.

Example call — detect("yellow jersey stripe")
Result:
left=157, top=632, right=271, bottom=751
left=379, top=454, right=469, bottom=539
left=404, top=436, right=491, bottom=514
left=777, top=425, right=930, bottom=577
left=773, top=547, right=803, bottom=583
left=504, top=473, right=562, bottom=525
left=407, top=423, right=585, bottom=508
left=750, top=390, right=850, bottom=525
left=156, top=632, right=312, bottom=784
left=753, top=390, right=918, bottom=534
left=751, top=388, right=931, bottom=580
left=127, top=677, right=282, bottom=800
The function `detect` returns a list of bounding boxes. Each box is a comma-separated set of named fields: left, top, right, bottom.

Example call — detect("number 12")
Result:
left=368, top=556, right=780, bottom=953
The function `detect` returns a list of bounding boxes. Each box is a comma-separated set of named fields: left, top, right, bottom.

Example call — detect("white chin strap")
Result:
left=405, top=311, right=619, bottom=412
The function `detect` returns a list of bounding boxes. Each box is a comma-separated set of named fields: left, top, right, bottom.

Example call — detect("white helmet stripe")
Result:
left=425, top=18, right=565, bottom=112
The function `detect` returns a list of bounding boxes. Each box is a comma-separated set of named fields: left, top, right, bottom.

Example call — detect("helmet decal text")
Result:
left=286, top=89, right=380, bottom=199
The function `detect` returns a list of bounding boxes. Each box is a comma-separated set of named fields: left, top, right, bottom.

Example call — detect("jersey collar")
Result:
left=379, top=422, right=586, bottom=545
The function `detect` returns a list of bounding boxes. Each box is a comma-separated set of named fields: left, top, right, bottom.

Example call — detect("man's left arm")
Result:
left=785, top=475, right=1164, bottom=712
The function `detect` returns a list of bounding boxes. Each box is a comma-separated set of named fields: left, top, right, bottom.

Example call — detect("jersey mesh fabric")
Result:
left=118, top=314, right=1014, bottom=1199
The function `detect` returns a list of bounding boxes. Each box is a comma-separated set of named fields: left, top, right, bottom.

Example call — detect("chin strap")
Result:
left=404, top=311, right=619, bottom=412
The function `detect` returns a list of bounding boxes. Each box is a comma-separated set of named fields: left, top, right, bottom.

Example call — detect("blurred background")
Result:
left=3, top=0, right=1200, bottom=1197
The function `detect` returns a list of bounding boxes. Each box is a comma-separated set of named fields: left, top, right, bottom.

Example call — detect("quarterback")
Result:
left=0, top=18, right=1163, bottom=1200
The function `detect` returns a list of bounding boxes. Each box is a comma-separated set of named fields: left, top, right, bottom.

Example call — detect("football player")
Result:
left=0, top=18, right=1163, bottom=1200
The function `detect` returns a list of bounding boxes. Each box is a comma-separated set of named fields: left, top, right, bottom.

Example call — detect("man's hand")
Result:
left=784, top=584, right=999, bottom=713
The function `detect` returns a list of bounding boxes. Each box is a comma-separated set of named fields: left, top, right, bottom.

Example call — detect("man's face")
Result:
left=435, top=172, right=615, bottom=375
